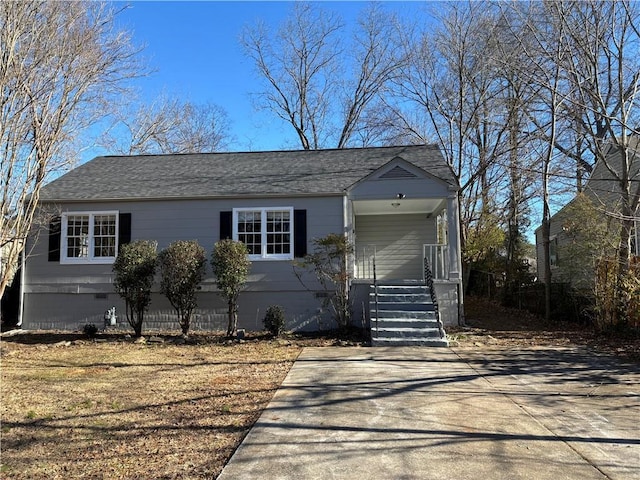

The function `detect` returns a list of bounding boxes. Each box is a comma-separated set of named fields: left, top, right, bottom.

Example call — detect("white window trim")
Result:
left=60, top=211, right=119, bottom=265
left=232, top=207, right=294, bottom=261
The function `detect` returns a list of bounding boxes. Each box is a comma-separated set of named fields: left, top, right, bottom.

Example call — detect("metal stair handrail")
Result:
left=424, top=257, right=445, bottom=339
left=373, top=253, right=379, bottom=337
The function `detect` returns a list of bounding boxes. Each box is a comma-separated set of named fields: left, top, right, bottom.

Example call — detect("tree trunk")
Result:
left=542, top=218, right=552, bottom=323
left=181, top=314, right=190, bottom=336
left=614, top=208, right=634, bottom=324
left=133, top=310, right=143, bottom=338
left=541, top=168, right=552, bottom=322
left=227, top=301, right=237, bottom=337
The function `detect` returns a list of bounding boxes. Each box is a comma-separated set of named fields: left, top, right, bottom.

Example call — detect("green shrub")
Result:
left=211, top=239, right=251, bottom=337
left=263, top=305, right=286, bottom=336
left=83, top=323, right=98, bottom=338
left=159, top=240, right=207, bottom=336
left=113, top=240, right=158, bottom=337
left=294, top=233, right=353, bottom=330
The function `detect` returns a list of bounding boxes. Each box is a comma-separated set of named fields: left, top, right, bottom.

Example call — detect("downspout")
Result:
left=447, top=190, right=465, bottom=326
left=17, top=250, right=25, bottom=327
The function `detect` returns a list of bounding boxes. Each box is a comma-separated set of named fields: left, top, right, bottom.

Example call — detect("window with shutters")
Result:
left=61, top=211, right=119, bottom=264
left=233, top=207, right=293, bottom=260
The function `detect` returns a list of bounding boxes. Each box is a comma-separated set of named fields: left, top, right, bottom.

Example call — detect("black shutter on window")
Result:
left=294, top=209, right=307, bottom=258
left=220, top=211, right=232, bottom=240
left=118, top=213, right=132, bottom=246
left=48, top=216, right=61, bottom=262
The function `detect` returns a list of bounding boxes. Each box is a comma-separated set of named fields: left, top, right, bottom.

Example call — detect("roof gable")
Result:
left=583, top=140, right=640, bottom=207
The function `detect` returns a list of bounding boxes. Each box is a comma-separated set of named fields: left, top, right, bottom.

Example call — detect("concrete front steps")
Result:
left=370, top=284, right=449, bottom=347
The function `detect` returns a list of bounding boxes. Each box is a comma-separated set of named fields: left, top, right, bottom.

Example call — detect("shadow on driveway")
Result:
left=218, top=346, right=639, bottom=480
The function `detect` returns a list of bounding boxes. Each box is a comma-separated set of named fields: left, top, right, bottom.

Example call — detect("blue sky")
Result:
left=106, top=1, right=431, bottom=153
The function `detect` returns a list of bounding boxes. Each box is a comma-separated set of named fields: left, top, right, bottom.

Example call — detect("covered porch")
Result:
left=351, top=193, right=461, bottom=283
left=344, top=155, right=463, bottom=330
left=348, top=194, right=463, bottom=328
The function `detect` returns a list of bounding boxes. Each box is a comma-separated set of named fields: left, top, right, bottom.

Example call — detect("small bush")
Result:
left=211, top=239, right=251, bottom=337
left=263, top=305, right=286, bottom=336
left=113, top=240, right=158, bottom=337
left=293, top=233, right=353, bottom=330
left=83, top=324, right=98, bottom=338
left=159, top=240, right=207, bottom=336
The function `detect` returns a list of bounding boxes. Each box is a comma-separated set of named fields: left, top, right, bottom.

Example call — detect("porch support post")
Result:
left=446, top=191, right=462, bottom=282
left=447, top=190, right=465, bottom=325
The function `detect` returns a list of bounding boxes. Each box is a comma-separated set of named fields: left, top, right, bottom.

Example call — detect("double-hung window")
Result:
left=61, top=211, right=119, bottom=264
left=233, top=207, right=293, bottom=260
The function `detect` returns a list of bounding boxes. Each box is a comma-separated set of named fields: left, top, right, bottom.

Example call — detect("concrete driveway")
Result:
left=217, top=346, right=639, bottom=479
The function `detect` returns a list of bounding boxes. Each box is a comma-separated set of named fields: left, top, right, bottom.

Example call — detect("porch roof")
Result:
left=39, top=145, right=457, bottom=202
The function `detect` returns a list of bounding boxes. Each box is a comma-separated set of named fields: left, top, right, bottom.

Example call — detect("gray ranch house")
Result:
left=21, top=145, right=463, bottom=344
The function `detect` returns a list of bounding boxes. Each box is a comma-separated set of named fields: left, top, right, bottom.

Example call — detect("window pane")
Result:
left=237, top=211, right=262, bottom=255
left=266, top=210, right=290, bottom=255
left=93, top=215, right=117, bottom=257
left=66, top=215, right=89, bottom=258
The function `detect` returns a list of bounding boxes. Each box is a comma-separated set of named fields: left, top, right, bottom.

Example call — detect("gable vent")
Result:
left=378, top=165, right=418, bottom=179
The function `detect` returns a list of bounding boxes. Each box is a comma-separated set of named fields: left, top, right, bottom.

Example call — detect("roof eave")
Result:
left=37, top=191, right=347, bottom=204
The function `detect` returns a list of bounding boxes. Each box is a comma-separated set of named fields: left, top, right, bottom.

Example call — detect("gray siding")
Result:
left=23, top=290, right=333, bottom=333
left=355, top=214, right=436, bottom=280
left=535, top=208, right=571, bottom=283
left=349, top=174, right=450, bottom=201
left=23, top=196, right=343, bottom=331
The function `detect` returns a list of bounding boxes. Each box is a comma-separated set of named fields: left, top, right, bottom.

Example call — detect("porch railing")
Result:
left=423, top=256, right=445, bottom=339
left=355, top=244, right=377, bottom=279
left=373, top=252, right=379, bottom=336
left=423, top=244, right=449, bottom=281
left=356, top=244, right=448, bottom=281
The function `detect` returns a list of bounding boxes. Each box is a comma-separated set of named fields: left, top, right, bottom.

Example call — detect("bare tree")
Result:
left=501, top=0, right=640, bottom=320
left=551, top=0, right=640, bottom=296
left=0, top=1, right=141, bottom=299
left=241, top=2, right=404, bottom=149
left=101, top=96, right=232, bottom=155
left=393, top=2, right=519, bottom=260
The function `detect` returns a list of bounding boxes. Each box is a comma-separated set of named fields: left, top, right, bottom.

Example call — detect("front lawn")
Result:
left=0, top=334, right=302, bottom=479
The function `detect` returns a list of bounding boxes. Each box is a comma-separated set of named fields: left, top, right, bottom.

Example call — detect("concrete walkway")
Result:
left=217, top=347, right=640, bottom=480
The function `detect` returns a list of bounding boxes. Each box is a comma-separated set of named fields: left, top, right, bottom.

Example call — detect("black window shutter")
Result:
left=48, top=216, right=61, bottom=262
left=294, top=209, right=307, bottom=258
left=118, top=213, right=132, bottom=246
left=220, top=211, right=232, bottom=240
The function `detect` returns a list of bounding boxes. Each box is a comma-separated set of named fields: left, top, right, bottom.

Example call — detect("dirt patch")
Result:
left=450, top=296, right=640, bottom=362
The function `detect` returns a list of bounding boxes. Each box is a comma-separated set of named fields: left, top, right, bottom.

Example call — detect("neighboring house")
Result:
left=535, top=139, right=640, bottom=287
left=21, top=145, right=463, bottom=339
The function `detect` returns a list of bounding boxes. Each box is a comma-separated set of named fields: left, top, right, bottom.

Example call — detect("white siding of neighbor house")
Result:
left=23, top=196, right=344, bottom=332
left=355, top=214, right=436, bottom=280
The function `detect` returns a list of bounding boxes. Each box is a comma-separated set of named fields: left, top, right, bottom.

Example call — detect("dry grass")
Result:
left=0, top=334, right=304, bottom=479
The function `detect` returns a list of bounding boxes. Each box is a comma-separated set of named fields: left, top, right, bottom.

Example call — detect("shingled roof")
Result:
left=39, top=144, right=457, bottom=202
